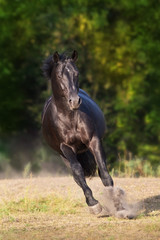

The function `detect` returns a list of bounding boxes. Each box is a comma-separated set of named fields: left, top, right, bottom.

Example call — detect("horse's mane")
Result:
left=42, top=52, right=69, bottom=79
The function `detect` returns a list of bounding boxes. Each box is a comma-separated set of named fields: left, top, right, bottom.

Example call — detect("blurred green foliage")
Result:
left=0, top=0, right=160, bottom=172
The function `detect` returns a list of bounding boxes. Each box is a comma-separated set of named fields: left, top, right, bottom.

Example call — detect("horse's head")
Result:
left=51, top=50, right=82, bottom=111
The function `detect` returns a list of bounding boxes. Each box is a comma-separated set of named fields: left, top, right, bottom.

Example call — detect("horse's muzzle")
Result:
left=69, top=96, right=82, bottom=110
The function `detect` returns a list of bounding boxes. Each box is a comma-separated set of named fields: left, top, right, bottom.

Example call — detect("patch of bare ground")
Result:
left=0, top=177, right=160, bottom=240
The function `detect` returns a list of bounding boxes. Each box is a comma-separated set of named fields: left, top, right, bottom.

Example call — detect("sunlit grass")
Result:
left=0, top=194, right=85, bottom=220
left=0, top=177, right=160, bottom=240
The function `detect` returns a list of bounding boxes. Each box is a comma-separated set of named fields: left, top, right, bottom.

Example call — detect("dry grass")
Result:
left=0, top=177, right=160, bottom=240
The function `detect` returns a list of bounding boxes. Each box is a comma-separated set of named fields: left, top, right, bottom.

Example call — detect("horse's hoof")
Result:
left=97, top=207, right=110, bottom=218
left=89, top=203, right=102, bottom=215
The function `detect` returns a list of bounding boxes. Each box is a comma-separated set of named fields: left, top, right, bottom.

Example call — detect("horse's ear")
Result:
left=71, top=50, right=78, bottom=62
left=53, top=51, right=60, bottom=63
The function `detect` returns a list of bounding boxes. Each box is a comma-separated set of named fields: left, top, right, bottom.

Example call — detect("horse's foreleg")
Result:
left=60, top=143, right=101, bottom=213
left=89, top=136, right=114, bottom=187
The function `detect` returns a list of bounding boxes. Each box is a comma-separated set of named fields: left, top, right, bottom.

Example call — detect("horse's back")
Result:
left=79, top=89, right=106, bottom=138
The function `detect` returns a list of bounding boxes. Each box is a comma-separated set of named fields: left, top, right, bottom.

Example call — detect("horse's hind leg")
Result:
left=60, top=143, right=102, bottom=214
left=89, top=136, right=114, bottom=187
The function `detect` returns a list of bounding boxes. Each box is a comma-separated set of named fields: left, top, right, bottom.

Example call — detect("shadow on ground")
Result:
left=140, top=194, right=160, bottom=215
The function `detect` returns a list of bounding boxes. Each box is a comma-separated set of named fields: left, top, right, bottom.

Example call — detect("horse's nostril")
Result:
left=69, top=97, right=81, bottom=110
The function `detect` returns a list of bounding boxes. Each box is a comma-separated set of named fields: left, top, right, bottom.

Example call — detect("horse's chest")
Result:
left=63, top=128, right=80, bottom=144
left=63, top=128, right=86, bottom=153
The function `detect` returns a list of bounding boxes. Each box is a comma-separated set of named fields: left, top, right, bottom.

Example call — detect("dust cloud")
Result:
left=99, top=186, right=140, bottom=219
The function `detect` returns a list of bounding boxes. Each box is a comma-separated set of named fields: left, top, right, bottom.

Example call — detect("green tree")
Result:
left=0, top=0, right=160, bottom=170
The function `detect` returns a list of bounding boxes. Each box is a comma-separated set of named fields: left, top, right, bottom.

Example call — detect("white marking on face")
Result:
left=65, top=67, right=70, bottom=73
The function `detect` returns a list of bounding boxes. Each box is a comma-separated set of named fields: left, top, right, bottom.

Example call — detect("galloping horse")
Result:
left=42, top=50, right=113, bottom=215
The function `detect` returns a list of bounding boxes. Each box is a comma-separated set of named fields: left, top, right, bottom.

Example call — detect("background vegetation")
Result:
left=0, top=0, right=160, bottom=176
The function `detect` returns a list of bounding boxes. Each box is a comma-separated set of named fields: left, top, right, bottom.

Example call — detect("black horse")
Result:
left=42, top=50, right=113, bottom=215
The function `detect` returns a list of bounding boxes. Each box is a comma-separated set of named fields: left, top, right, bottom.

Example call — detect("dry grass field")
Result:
left=0, top=176, right=160, bottom=240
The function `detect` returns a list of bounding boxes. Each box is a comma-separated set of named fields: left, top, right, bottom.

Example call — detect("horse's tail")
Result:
left=77, top=151, right=97, bottom=177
